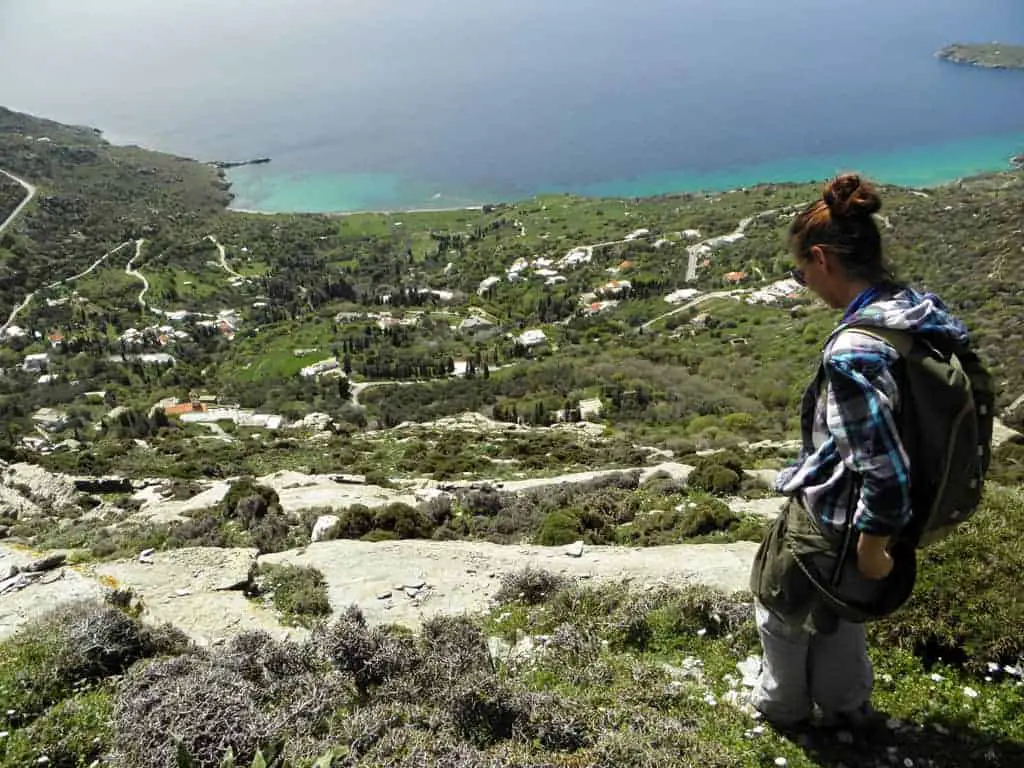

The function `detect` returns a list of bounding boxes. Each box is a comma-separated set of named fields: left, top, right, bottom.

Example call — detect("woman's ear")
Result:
left=808, top=244, right=830, bottom=271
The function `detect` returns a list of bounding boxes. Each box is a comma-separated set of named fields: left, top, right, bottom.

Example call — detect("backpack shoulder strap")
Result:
left=832, top=325, right=914, bottom=358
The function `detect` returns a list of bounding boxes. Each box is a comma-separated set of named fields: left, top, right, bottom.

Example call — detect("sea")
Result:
left=1, top=0, right=1022, bottom=213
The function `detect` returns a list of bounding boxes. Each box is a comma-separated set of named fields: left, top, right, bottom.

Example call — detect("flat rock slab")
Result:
left=727, top=496, right=784, bottom=520
left=260, top=539, right=760, bottom=630
left=0, top=545, right=104, bottom=641
left=88, top=547, right=292, bottom=645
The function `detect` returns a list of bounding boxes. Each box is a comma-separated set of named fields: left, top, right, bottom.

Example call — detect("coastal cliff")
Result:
left=937, top=43, right=1024, bottom=70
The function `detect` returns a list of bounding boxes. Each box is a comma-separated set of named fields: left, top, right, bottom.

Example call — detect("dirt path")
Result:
left=2, top=240, right=132, bottom=334
left=206, top=235, right=244, bottom=279
left=0, top=168, right=36, bottom=236
left=641, top=289, right=744, bottom=331
left=124, top=238, right=161, bottom=314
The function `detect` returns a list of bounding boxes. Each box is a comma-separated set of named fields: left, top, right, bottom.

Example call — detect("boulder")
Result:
left=1, top=462, right=77, bottom=511
left=310, top=514, right=340, bottom=542
left=87, top=547, right=286, bottom=646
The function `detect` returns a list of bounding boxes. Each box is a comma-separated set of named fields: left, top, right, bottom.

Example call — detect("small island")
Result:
left=937, top=43, right=1024, bottom=70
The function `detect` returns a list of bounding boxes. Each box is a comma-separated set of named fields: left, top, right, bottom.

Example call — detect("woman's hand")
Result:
left=856, top=533, right=894, bottom=580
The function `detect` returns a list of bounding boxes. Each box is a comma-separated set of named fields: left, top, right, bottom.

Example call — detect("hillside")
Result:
left=1, top=107, right=1024, bottom=767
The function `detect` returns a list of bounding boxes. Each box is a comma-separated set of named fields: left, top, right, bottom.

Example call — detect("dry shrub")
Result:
left=494, top=567, right=569, bottom=606
left=314, top=605, right=421, bottom=694
left=111, top=653, right=270, bottom=768
left=447, top=673, right=525, bottom=748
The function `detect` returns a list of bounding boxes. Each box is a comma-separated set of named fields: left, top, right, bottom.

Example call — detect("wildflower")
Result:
left=963, top=686, right=979, bottom=698
left=929, top=673, right=944, bottom=683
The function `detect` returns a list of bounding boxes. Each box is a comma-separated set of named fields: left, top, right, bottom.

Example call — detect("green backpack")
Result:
left=838, top=323, right=995, bottom=548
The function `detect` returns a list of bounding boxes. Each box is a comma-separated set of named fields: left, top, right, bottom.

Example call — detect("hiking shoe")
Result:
left=817, top=702, right=885, bottom=730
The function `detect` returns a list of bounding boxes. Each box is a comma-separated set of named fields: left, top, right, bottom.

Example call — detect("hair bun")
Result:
left=823, top=173, right=882, bottom=219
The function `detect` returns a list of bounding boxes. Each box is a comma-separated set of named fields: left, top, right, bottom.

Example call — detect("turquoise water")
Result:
left=0, top=0, right=1022, bottom=213
left=230, top=131, right=1024, bottom=213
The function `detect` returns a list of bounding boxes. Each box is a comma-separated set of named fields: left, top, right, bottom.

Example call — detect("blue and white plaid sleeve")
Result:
left=824, top=331, right=912, bottom=536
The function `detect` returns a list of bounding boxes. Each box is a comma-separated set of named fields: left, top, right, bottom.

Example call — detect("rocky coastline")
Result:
left=209, top=156, right=271, bottom=170
left=937, top=42, right=1024, bottom=70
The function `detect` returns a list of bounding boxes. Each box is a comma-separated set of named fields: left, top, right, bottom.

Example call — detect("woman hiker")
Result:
left=748, top=173, right=972, bottom=729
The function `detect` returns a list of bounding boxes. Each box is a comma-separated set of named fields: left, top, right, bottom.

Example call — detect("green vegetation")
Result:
left=870, top=485, right=1024, bottom=672
left=938, top=43, right=1024, bottom=69
left=4, top=564, right=1024, bottom=767
left=2, top=105, right=1023, bottom=475
left=253, top=563, right=332, bottom=628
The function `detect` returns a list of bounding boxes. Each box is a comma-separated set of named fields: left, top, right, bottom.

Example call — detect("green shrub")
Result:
left=336, top=504, right=376, bottom=538
left=688, top=462, right=742, bottom=495
left=676, top=498, right=740, bottom=537
left=0, top=687, right=113, bottom=767
left=870, top=486, right=1024, bottom=673
left=0, top=602, right=165, bottom=725
left=372, top=502, right=432, bottom=539
left=255, top=564, right=332, bottom=628
left=535, top=510, right=582, bottom=546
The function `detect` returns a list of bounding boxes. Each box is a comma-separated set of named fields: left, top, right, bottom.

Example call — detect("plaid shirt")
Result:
left=776, top=328, right=910, bottom=536
left=776, top=287, right=970, bottom=536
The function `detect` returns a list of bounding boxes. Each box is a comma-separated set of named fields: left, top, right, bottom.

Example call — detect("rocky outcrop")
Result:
left=1, top=462, right=78, bottom=515
left=260, top=538, right=759, bottom=631
left=87, top=547, right=291, bottom=645
left=936, top=43, right=1024, bottom=70
left=0, top=545, right=104, bottom=640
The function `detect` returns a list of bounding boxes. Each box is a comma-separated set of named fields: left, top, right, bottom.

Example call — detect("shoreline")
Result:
left=224, top=165, right=1020, bottom=218
left=222, top=132, right=1024, bottom=217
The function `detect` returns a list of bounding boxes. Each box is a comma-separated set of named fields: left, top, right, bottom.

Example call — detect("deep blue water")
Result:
left=0, top=0, right=1022, bottom=211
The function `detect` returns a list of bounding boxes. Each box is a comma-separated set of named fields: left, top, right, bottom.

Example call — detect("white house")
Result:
left=518, top=329, right=548, bottom=347
left=478, top=276, right=501, bottom=295
left=22, top=353, right=48, bottom=372
left=300, top=357, right=340, bottom=378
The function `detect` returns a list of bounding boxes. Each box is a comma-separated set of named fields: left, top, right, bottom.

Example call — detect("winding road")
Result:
left=206, top=235, right=243, bottom=279
left=124, top=238, right=157, bottom=313
left=640, top=289, right=746, bottom=331
left=0, top=169, right=36, bottom=237
left=1, top=239, right=132, bottom=335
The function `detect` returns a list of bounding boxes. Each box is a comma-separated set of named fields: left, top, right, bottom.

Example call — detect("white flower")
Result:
left=697, top=628, right=708, bottom=637
left=774, top=759, right=788, bottom=767
left=703, top=693, right=718, bottom=706
left=963, top=686, right=979, bottom=698
left=930, top=673, right=944, bottom=683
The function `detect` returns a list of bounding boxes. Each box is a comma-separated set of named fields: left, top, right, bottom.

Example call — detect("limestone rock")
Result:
left=564, top=540, right=585, bottom=558
left=0, top=545, right=104, bottom=641
left=310, top=514, right=340, bottom=543
left=639, top=462, right=694, bottom=485
left=87, top=547, right=285, bottom=646
left=1, top=462, right=77, bottom=513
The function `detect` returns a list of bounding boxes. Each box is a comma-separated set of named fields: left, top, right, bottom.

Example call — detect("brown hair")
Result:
left=790, top=173, right=894, bottom=284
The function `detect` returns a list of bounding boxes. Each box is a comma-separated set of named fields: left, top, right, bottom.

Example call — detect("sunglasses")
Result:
left=790, top=267, right=807, bottom=287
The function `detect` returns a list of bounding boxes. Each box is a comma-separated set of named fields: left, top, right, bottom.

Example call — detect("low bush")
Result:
left=535, top=509, right=582, bottom=546
left=0, top=687, right=113, bottom=767
left=494, top=567, right=569, bottom=606
left=254, top=563, right=332, bottom=628
left=0, top=602, right=154, bottom=724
